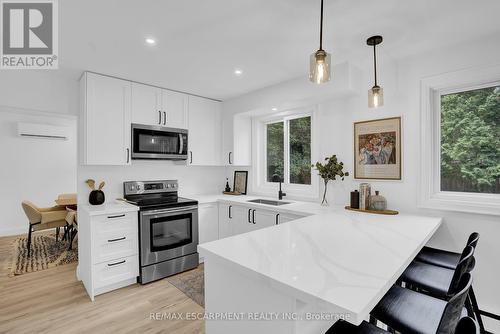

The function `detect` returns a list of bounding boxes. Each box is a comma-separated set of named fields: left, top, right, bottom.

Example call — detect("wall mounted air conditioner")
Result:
left=17, top=122, right=69, bottom=140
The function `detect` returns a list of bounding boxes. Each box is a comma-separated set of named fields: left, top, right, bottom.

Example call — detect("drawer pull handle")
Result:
left=107, top=260, right=126, bottom=267
left=107, top=214, right=126, bottom=219
left=107, top=237, right=126, bottom=243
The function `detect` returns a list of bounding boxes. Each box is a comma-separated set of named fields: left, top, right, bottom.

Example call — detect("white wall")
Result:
left=77, top=162, right=225, bottom=205
left=222, top=34, right=500, bottom=331
left=0, top=108, right=77, bottom=236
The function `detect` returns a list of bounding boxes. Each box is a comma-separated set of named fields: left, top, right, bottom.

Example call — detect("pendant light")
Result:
left=367, top=35, right=384, bottom=108
left=309, top=0, right=331, bottom=84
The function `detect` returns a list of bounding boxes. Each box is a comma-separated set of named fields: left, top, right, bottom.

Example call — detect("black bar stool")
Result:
left=400, top=245, right=474, bottom=299
left=326, top=315, right=478, bottom=334
left=417, top=233, right=479, bottom=270
left=370, top=273, right=472, bottom=334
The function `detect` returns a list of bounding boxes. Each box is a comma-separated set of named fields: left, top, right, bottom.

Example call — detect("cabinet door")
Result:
left=232, top=205, right=253, bottom=235
left=223, top=114, right=252, bottom=166
left=199, top=203, right=219, bottom=244
left=131, top=83, right=162, bottom=126
left=188, top=96, right=222, bottom=166
left=218, top=204, right=232, bottom=239
left=278, top=213, right=305, bottom=224
left=252, top=208, right=278, bottom=230
left=83, top=73, right=131, bottom=165
left=162, top=90, right=188, bottom=129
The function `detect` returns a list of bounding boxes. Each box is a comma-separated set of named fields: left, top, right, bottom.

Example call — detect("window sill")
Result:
left=418, top=191, right=500, bottom=216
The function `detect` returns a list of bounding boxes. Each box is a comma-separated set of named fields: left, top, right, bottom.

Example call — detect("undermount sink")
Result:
left=247, top=199, right=291, bottom=206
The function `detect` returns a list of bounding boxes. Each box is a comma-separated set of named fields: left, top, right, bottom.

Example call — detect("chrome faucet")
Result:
left=272, top=175, right=286, bottom=200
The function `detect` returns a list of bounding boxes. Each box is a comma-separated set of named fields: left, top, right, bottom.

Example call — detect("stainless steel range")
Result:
left=123, top=180, right=199, bottom=284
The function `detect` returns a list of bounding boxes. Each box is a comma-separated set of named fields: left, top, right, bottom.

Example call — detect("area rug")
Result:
left=166, top=264, right=205, bottom=307
left=7, top=232, right=78, bottom=276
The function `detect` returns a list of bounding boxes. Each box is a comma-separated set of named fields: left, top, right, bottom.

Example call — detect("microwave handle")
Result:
left=179, top=134, right=183, bottom=154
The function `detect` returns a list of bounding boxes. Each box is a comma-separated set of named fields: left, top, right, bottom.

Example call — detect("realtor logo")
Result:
left=1, top=0, right=58, bottom=69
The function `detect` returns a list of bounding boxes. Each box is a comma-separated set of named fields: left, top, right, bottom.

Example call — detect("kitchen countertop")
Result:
left=186, top=193, right=333, bottom=216
left=79, top=201, right=139, bottom=216
left=195, top=193, right=442, bottom=326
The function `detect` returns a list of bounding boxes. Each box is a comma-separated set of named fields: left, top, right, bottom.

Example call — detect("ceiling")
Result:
left=60, top=0, right=500, bottom=100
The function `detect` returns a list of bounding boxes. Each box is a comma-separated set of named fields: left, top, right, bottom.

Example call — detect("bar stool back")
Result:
left=438, top=273, right=474, bottom=334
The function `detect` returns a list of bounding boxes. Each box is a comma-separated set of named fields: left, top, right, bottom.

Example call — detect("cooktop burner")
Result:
left=129, top=196, right=197, bottom=209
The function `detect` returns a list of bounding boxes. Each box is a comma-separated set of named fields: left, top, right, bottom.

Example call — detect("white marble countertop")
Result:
left=186, top=193, right=331, bottom=216
left=197, top=200, right=442, bottom=324
left=79, top=201, right=138, bottom=216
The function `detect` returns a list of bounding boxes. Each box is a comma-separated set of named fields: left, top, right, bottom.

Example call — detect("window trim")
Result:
left=418, top=65, right=500, bottom=216
left=253, top=107, right=319, bottom=200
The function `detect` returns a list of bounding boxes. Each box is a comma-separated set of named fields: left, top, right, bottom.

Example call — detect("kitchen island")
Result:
left=198, top=209, right=441, bottom=334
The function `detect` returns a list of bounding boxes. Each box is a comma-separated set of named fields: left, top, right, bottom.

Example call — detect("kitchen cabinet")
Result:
left=222, top=113, right=252, bottom=166
left=78, top=204, right=139, bottom=301
left=199, top=203, right=219, bottom=244
left=188, top=96, right=222, bottom=166
left=131, top=82, right=188, bottom=129
left=218, top=202, right=308, bottom=240
left=218, top=203, right=252, bottom=238
left=250, top=207, right=279, bottom=231
left=80, top=72, right=131, bottom=165
left=278, top=212, right=305, bottom=224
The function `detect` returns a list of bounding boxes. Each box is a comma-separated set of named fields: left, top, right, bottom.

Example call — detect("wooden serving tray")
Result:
left=223, top=191, right=241, bottom=196
left=345, top=206, right=399, bottom=215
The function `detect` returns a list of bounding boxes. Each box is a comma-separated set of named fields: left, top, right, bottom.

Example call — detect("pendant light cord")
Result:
left=373, top=43, right=378, bottom=86
left=319, top=0, right=324, bottom=50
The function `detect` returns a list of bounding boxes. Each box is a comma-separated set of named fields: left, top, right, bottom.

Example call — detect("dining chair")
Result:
left=370, top=273, right=473, bottom=334
left=21, top=201, right=69, bottom=257
left=325, top=315, right=478, bottom=334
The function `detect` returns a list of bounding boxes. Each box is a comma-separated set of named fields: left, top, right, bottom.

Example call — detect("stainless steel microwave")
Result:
left=131, top=124, right=188, bottom=160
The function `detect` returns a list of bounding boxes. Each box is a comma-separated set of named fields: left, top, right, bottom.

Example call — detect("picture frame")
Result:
left=233, top=171, right=248, bottom=195
left=354, top=116, right=402, bottom=180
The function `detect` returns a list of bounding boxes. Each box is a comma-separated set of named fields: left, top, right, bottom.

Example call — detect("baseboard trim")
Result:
left=0, top=227, right=26, bottom=237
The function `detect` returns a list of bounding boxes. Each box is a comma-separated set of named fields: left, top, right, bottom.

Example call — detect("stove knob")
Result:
left=166, top=184, right=171, bottom=188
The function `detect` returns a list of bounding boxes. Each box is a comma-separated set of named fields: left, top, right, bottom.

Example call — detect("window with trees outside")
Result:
left=266, top=115, right=311, bottom=185
left=440, top=85, right=499, bottom=194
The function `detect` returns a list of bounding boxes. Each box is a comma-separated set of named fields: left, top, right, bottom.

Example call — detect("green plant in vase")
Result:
left=312, top=155, right=349, bottom=206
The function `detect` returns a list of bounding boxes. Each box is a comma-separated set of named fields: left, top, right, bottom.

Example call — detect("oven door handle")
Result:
left=141, top=205, right=198, bottom=216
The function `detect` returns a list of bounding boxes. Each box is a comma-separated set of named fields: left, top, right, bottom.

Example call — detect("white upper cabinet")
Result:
left=81, top=72, right=131, bottom=166
left=131, top=83, right=188, bottom=129
left=188, top=96, right=222, bottom=166
left=131, top=83, right=162, bottom=126
left=222, top=113, right=252, bottom=166
left=162, top=90, right=188, bottom=129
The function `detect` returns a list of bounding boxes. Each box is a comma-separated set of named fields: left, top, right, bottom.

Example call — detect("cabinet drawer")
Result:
left=92, top=229, right=138, bottom=264
left=93, top=255, right=139, bottom=289
left=93, top=212, right=136, bottom=235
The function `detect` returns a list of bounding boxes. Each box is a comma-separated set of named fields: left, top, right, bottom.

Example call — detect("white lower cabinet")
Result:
left=251, top=208, right=279, bottom=230
left=199, top=203, right=219, bottom=263
left=277, top=212, right=305, bottom=224
left=217, top=202, right=306, bottom=239
left=78, top=205, right=139, bottom=301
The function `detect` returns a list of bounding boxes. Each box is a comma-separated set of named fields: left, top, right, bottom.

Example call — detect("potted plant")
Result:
left=312, top=155, right=349, bottom=206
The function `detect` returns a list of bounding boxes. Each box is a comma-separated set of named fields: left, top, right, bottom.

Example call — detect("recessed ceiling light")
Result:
left=271, top=107, right=278, bottom=111
left=145, top=38, right=156, bottom=45
left=234, top=69, right=243, bottom=76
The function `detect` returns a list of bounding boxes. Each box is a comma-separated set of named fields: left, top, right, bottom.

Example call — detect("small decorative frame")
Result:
left=233, top=171, right=248, bottom=195
left=354, top=116, right=402, bottom=180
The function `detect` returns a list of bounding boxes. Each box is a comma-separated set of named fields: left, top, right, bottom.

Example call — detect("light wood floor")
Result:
left=0, top=234, right=205, bottom=334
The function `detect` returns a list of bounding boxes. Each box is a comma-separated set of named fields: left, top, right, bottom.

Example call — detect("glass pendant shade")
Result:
left=309, top=49, right=331, bottom=84
left=368, top=85, right=384, bottom=108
